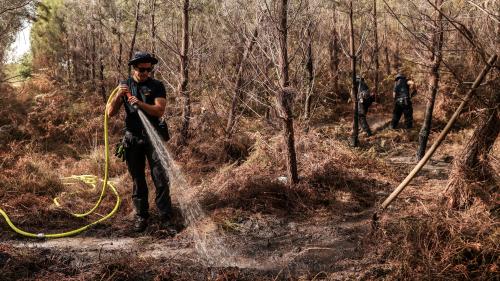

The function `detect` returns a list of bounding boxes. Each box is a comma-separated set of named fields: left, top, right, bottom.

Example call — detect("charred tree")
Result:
left=329, top=4, right=341, bottom=99
left=349, top=0, right=359, bottom=147
left=373, top=0, right=379, bottom=97
left=417, top=0, right=444, bottom=160
left=303, top=2, right=314, bottom=120
left=91, top=24, right=96, bottom=90
left=445, top=89, right=500, bottom=209
left=98, top=27, right=106, bottom=102
left=179, top=0, right=191, bottom=145
left=150, top=0, right=156, bottom=78
left=277, top=0, right=298, bottom=185
left=128, top=0, right=141, bottom=73
left=383, top=18, right=391, bottom=76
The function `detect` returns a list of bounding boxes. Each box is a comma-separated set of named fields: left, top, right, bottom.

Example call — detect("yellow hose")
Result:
left=0, top=87, right=122, bottom=238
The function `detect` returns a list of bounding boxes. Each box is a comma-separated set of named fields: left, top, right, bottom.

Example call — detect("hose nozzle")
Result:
left=125, top=92, right=138, bottom=111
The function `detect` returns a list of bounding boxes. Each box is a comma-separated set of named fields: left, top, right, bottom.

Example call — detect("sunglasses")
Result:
left=134, top=66, right=154, bottom=73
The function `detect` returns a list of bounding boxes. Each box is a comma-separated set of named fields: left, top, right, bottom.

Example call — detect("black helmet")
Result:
left=128, top=51, right=158, bottom=66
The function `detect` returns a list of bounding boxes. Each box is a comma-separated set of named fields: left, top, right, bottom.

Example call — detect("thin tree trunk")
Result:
left=394, top=42, right=401, bottom=72
left=373, top=0, right=379, bottom=97
left=128, top=0, right=141, bottom=73
left=150, top=0, right=156, bottom=78
left=303, top=30, right=314, bottom=119
left=226, top=18, right=260, bottom=138
left=98, top=24, right=106, bottom=102
left=277, top=0, right=298, bottom=185
left=349, top=0, right=359, bottom=147
left=417, top=0, right=444, bottom=160
left=445, top=89, right=500, bottom=209
left=329, top=4, right=340, bottom=98
left=72, top=38, right=79, bottom=83
left=65, top=36, right=71, bottom=83
left=179, top=0, right=190, bottom=145
left=303, top=1, right=314, bottom=120
left=384, top=18, right=391, bottom=75
left=91, top=24, right=96, bottom=90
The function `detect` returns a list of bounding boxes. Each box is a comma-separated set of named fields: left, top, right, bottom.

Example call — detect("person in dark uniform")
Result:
left=107, top=52, right=173, bottom=233
left=356, top=76, right=374, bottom=136
left=391, top=73, right=413, bottom=129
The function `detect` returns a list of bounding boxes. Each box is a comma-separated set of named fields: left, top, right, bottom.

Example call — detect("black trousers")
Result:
left=358, top=101, right=372, bottom=135
left=124, top=132, right=172, bottom=219
left=391, top=100, right=413, bottom=129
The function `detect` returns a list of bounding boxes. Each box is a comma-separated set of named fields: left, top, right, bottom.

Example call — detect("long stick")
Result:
left=376, top=54, right=497, bottom=215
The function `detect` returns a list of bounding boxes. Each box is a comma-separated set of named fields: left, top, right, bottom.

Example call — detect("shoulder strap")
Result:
left=127, top=77, right=147, bottom=102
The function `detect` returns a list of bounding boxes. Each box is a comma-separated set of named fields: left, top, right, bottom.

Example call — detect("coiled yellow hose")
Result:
left=0, top=87, right=122, bottom=238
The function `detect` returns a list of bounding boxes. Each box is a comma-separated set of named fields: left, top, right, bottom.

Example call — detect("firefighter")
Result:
left=107, top=52, right=174, bottom=233
left=391, top=73, right=414, bottom=129
left=356, top=76, right=374, bottom=136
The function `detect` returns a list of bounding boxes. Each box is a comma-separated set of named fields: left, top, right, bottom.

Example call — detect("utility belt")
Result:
left=124, top=130, right=147, bottom=146
left=396, top=97, right=411, bottom=106
left=114, top=131, right=146, bottom=161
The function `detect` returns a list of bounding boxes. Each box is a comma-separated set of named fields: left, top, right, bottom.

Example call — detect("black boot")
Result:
left=134, top=215, right=148, bottom=232
left=133, top=198, right=149, bottom=232
left=159, top=215, right=177, bottom=236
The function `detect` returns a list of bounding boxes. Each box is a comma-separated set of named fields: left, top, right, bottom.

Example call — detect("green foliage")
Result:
left=30, top=0, right=66, bottom=69
left=18, top=52, right=33, bottom=78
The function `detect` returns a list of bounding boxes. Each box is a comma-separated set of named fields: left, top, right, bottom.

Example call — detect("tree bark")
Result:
left=303, top=1, right=314, bottom=120
left=329, top=6, right=340, bottom=98
left=417, top=0, right=444, bottom=160
left=91, top=23, right=96, bottom=90
left=226, top=17, right=260, bottom=138
left=445, top=89, right=500, bottom=209
left=383, top=18, right=391, bottom=75
left=150, top=0, right=156, bottom=78
left=128, top=0, right=141, bottom=73
left=373, top=0, right=379, bottom=97
left=349, top=0, right=359, bottom=147
left=179, top=0, right=191, bottom=145
left=277, top=0, right=298, bottom=185
left=98, top=25, right=106, bottom=102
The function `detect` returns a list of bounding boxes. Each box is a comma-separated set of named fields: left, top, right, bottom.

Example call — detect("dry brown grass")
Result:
left=199, top=124, right=396, bottom=216
left=382, top=200, right=498, bottom=280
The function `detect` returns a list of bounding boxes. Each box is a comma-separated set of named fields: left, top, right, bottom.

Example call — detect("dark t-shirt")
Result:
left=123, top=77, right=166, bottom=135
left=356, top=80, right=370, bottom=99
left=394, top=78, right=410, bottom=100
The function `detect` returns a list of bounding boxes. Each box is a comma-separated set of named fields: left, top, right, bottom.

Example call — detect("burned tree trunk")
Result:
left=329, top=5, right=341, bottom=98
left=349, top=0, right=359, bottom=147
left=383, top=18, right=391, bottom=76
left=445, top=90, right=500, bottom=209
left=98, top=28, right=106, bottom=102
left=90, top=23, right=97, bottom=91
left=179, top=0, right=191, bottom=145
left=128, top=0, right=141, bottom=73
left=277, top=0, right=298, bottom=185
left=373, top=0, right=379, bottom=97
left=226, top=18, right=260, bottom=138
left=417, top=0, right=444, bottom=160
left=150, top=0, right=156, bottom=78
left=303, top=3, right=314, bottom=120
